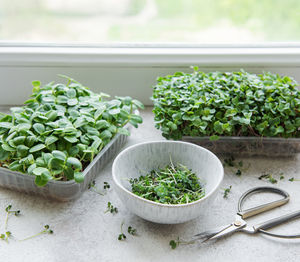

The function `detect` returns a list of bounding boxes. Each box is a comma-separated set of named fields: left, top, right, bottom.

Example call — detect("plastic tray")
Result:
left=0, top=132, right=128, bottom=201
left=182, top=136, right=300, bottom=157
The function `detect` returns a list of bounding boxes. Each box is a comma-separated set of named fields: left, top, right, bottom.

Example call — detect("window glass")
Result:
left=0, top=0, right=299, bottom=44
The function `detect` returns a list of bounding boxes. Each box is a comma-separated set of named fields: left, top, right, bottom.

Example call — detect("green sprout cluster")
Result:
left=152, top=69, right=300, bottom=140
left=130, top=162, right=205, bottom=205
left=0, top=76, right=143, bottom=186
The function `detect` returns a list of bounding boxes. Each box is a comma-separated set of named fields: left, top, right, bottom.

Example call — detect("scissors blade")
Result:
left=205, top=217, right=247, bottom=242
left=204, top=224, right=241, bottom=241
left=193, top=224, right=233, bottom=242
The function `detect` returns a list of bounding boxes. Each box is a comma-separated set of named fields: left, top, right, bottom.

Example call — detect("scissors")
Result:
left=194, top=186, right=300, bottom=242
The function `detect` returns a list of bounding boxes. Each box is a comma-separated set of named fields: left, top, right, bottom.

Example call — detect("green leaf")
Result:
left=52, top=150, right=66, bottom=161
left=74, top=172, right=85, bottom=183
left=35, top=171, right=52, bottom=187
left=27, top=163, right=37, bottom=175
left=48, top=158, right=64, bottom=171
left=95, top=120, right=109, bottom=130
left=213, top=121, right=223, bottom=134
left=2, top=144, right=16, bottom=152
left=66, top=89, right=76, bottom=98
left=9, top=161, right=23, bottom=171
left=117, top=128, right=130, bottom=136
left=109, top=108, right=120, bottom=115
left=64, top=166, right=74, bottom=180
left=132, top=99, right=144, bottom=109
left=29, top=144, right=46, bottom=153
left=33, top=123, right=45, bottom=134
left=32, top=167, right=49, bottom=176
left=64, top=136, right=78, bottom=143
left=0, top=148, right=9, bottom=160
left=16, top=145, right=29, bottom=157
left=94, top=106, right=106, bottom=120
left=0, top=122, right=12, bottom=129
left=67, top=98, right=78, bottom=106
left=209, top=135, right=220, bottom=141
left=57, top=95, right=68, bottom=104
left=45, top=136, right=58, bottom=146
left=130, top=115, right=143, bottom=124
left=13, top=136, right=26, bottom=146
left=100, top=130, right=112, bottom=140
left=68, top=146, right=79, bottom=157
left=66, top=157, right=82, bottom=170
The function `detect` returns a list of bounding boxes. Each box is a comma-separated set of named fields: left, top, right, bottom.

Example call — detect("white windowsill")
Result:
left=0, top=45, right=299, bottom=105
left=0, top=46, right=300, bottom=66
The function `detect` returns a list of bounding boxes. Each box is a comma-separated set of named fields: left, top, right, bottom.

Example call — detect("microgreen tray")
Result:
left=182, top=136, right=300, bottom=157
left=0, top=131, right=128, bottom=201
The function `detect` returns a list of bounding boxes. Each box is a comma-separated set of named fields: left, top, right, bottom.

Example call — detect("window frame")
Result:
left=0, top=44, right=299, bottom=105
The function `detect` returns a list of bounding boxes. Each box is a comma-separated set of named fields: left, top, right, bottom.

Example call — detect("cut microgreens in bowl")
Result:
left=152, top=69, right=300, bottom=140
left=0, top=76, right=143, bottom=186
left=130, top=160, right=205, bottom=205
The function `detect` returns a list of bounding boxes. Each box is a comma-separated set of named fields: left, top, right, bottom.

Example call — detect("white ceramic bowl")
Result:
left=112, top=141, right=224, bottom=224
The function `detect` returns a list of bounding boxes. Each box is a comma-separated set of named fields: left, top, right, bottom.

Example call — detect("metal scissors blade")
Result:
left=194, top=215, right=247, bottom=242
left=193, top=224, right=233, bottom=242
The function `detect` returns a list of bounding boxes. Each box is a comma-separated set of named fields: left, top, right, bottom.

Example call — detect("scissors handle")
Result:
left=237, top=187, right=290, bottom=219
left=254, top=210, right=300, bottom=231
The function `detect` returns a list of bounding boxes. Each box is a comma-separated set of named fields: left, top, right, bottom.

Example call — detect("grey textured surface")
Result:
left=0, top=107, right=300, bottom=262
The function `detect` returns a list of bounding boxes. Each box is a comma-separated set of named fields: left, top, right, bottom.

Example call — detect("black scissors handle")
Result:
left=237, top=186, right=290, bottom=219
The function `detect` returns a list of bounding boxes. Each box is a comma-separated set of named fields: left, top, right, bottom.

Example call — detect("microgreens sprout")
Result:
left=105, top=202, right=118, bottom=214
left=169, top=239, right=178, bottom=249
left=223, top=186, right=232, bottom=199
left=130, top=162, right=205, bottom=204
left=169, top=237, right=195, bottom=249
left=127, top=226, right=137, bottom=236
left=0, top=231, right=12, bottom=242
left=4, top=204, right=20, bottom=230
left=104, top=182, right=110, bottom=189
left=259, top=173, right=278, bottom=184
left=235, top=170, right=242, bottom=176
left=288, top=177, right=300, bottom=182
left=20, top=225, right=53, bottom=241
left=224, top=156, right=235, bottom=167
left=118, top=222, right=126, bottom=241
left=88, top=180, right=105, bottom=195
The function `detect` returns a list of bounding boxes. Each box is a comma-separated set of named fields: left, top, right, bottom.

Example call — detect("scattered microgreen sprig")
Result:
left=118, top=222, right=126, bottom=241
left=130, top=162, right=205, bottom=204
left=20, top=225, right=53, bottom=241
left=0, top=77, right=143, bottom=186
left=169, top=237, right=195, bottom=249
left=223, top=186, right=232, bottom=198
left=88, top=180, right=111, bottom=195
left=259, top=173, right=278, bottom=184
left=4, top=204, right=20, bottom=230
left=105, top=202, right=118, bottom=214
left=152, top=69, right=300, bottom=140
left=127, top=226, right=137, bottom=236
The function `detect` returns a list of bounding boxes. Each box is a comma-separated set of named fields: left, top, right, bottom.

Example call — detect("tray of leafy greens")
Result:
left=151, top=68, right=300, bottom=156
left=0, top=76, right=143, bottom=200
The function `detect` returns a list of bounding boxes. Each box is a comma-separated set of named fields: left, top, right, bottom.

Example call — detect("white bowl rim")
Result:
left=112, top=140, right=224, bottom=208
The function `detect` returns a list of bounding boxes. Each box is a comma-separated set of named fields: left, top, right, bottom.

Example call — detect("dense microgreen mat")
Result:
left=0, top=76, right=143, bottom=186
left=130, top=162, right=205, bottom=204
left=152, top=69, right=300, bottom=140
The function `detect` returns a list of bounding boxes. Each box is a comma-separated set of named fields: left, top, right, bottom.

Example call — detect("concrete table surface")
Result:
left=0, top=107, right=300, bottom=262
